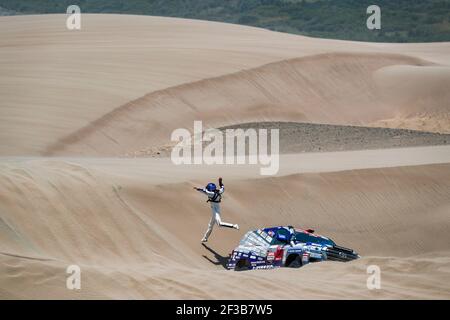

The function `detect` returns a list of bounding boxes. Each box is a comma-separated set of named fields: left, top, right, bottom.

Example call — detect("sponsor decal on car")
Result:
left=254, top=265, right=275, bottom=270
left=274, top=247, right=284, bottom=261
left=302, top=253, right=309, bottom=263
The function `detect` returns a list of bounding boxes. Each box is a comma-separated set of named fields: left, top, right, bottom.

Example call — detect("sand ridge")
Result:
left=42, top=52, right=450, bottom=157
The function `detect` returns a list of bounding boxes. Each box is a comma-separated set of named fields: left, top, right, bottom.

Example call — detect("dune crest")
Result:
left=45, top=52, right=450, bottom=156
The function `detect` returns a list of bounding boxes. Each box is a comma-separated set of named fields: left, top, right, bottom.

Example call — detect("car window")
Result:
left=270, top=228, right=291, bottom=245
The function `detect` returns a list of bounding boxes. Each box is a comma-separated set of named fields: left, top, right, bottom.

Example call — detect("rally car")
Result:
left=227, top=226, right=359, bottom=271
left=226, top=227, right=310, bottom=271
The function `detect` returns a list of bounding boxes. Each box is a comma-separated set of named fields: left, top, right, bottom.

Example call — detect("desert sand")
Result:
left=0, top=14, right=449, bottom=299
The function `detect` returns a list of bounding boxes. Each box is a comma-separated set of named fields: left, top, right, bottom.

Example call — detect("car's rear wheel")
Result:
left=234, top=259, right=251, bottom=271
left=286, top=254, right=302, bottom=268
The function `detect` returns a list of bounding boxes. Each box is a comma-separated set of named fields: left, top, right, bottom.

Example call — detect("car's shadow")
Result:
left=201, top=243, right=229, bottom=270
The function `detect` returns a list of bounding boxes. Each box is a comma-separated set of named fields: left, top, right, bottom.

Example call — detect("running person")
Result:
left=194, top=177, right=239, bottom=243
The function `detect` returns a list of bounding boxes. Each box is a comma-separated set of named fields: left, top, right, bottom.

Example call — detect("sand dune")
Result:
left=372, top=65, right=450, bottom=132
left=1, top=15, right=450, bottom=155
left=0, top=14, right=449, bottom=299
left=0, top=159, right=449, bottom=299
left=44, top=52, right=450, bottom=156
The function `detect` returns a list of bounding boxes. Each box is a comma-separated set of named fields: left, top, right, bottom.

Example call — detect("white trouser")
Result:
left=202, top=202, right=234, bottom=240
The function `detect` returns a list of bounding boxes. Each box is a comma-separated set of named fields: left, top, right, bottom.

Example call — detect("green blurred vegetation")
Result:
left=1, top=0, right=449, bottom=42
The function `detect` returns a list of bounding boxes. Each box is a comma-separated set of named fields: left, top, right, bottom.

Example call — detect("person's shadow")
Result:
left=202, top=244, right=229, bottom=269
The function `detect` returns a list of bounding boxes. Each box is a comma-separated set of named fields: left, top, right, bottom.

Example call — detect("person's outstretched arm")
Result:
left=218, top=177, right=225, bottom=194
left=193, top=186, right=216, bottom=196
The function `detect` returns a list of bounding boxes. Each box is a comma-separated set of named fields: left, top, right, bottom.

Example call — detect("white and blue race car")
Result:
left=227, top=226, right=359, bottom=271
